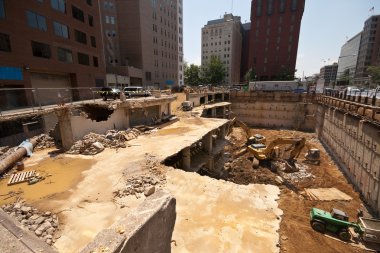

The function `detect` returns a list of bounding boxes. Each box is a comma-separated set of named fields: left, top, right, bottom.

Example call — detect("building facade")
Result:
left=337, top=32, right=361, bottom=84
left=247, top=0, right=305, bottom=81
left=116, top=0, right=181, bottom=89
left=240, top=22, right=251, bottom=81
left=0, top=0, right=105, bottom=109
left=201, top=13, right=242, bottom=84
left=320, top=63, right=338, bottom=87
left=355, top=15, right=380, bottom=85
left=177, top=0, right=184, bottom=87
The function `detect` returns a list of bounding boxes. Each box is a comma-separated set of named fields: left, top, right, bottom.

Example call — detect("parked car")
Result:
left=181, top=101, right=193, bottom=111
left=123, top=86, right=151, bottom=98
left=100, top=87, right=120, bottom=101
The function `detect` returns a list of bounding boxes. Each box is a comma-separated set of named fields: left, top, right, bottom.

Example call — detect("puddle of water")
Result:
left=158, top=127, right=191, bottom=135
left=0, top=155, right=95, bottom=205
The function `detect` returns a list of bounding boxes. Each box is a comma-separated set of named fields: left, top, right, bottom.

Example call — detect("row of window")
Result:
left=256, top=0, right=298, bottom=17
left=105, top=15, right=115, bottom=24
left=26, top=10, right=97, bottom=47
left=30, top=40, right=99, bottom=66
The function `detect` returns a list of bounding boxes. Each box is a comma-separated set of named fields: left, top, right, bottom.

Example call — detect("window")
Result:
left=26, top=11, right=47, bottom=31
left=53, top=21, right=69, bottom=38
left=0, top=0, right=5, bottom=18
left=267, top=0, right=273, bottom=15
left=146, top=72, right=152, bottom=81
left=86, top=0, right=92, bottom=6
left=105, top=16, right=110, bottom=23
left=93, top=56, right=98, bottom=67
left=51, top=0, right=66, bottom=13
left=31, top=41, right=51, bottom=58
left=256, top=0, right=262, bottom=17
left=279, top=0, right=285, bottom=13
left=110, top=16, right=115, bottom=24
left=75, top=30, right=87, bottom=44
left=90, top=36, right=96, bottom=47
left=77, top=52, right=90, bottom=65
left=88, top=15, right=93, bottom=27
left=291, top=0, right=297, bottom=11
left=57, top=47, right=72, bottom=63
left=72, top=5, right=84, bottom=22
left=0, top=33, right=11, bottom=52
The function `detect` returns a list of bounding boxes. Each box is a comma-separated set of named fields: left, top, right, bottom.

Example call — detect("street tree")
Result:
left=244, top=68, right=256, bottom=82
left=184, top=64, right=201, bottom=86
left=202, top=55, right=226, bottom=85
left=367, top=65, right=380, bottom=86
left=277, top=66, right=296, bottom=81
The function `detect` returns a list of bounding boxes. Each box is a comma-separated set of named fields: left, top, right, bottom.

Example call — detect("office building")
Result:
left=247, top=0, right=305, bottom=81
left=336, top=32, right=361, bottom=84
left=115, top=0, right=182, bottom=88
left=320, top=63, right=338, bottom=86
left=201, top=13, right=243, bottom=84
left=355, top=15, right=380, bottom=85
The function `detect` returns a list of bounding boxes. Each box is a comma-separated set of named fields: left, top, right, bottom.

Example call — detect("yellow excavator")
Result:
left=229, top=117, right=266, bottom=145
left=247, top=137, right=307, bottom=170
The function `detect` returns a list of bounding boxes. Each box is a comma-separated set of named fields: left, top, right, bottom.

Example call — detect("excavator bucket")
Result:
left=304, top=149, right=321, bottom=165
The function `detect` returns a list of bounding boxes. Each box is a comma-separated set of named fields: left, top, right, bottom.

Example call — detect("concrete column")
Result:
left=202, top=132, right=213, bottom=154
left=167, top=103, right=171, bottom=115
left=211, top=108, right=216, bottom=117
left=223, top=106, right=226, bottom=119
left=55, top=107, right=74, bottom=151
left=181, top=147, right=191, bottom=171
left=204, top=95, right=208, bottom=104
left=219, top=124, right=226, bottom=139
left=221, top=93, right=225, bottom=101
left=22, top=124, right=30, bottom=138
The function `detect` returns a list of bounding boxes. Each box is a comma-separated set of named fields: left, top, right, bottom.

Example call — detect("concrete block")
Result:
left=80, top=190, right=176, bottom=253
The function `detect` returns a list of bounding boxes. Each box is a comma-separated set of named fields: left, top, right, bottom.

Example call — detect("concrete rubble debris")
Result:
left=1, top=201, right=59, bottom=246
left=34, top=134, right=56, bottom=150
left=67, top=128, right=142, bottom=155
left=114, top=175, right=163, bottom=199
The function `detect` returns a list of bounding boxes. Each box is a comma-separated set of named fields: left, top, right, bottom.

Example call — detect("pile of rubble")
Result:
left=1, top=201, right=59, bottom=246
left=114, top=175, right=163, bottom=199
left=67, top=128, right=142, bottom=155
left=34, top=134, right=56, bottom=150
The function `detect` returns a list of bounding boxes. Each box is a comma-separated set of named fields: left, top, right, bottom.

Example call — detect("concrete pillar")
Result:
left=167, top=103, right=171, bottom=115
left=221, top=93, right=225, bottom=101
left=55, top=107, right=74, bottom=151
left=181, top=147, right=191, bottom=171
left=219, top=124, right=226, bottom=139
left=204, top=95, right=208, bottom=104
left=202, top=133, right=213, bottom=154
left=211, top=108, right=216, bottom=117
left=22, top=124, right=30, bottom=138
left=223, top=106, right=226, bottom=119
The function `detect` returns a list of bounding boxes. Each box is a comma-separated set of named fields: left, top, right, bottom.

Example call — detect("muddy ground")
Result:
left=223, top=127, right=368, bottom=253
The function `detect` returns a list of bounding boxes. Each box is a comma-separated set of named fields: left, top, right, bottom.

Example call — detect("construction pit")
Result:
left=0, top=91, right=379, bottom=253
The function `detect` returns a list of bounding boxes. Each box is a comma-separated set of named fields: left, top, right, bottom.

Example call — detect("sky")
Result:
left=183, top=0, right=380, bottom=78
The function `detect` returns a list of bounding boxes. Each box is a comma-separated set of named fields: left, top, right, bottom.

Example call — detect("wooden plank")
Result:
left=8, top=174, right=15, bottom=185
left=7, top=170, right=36, bottom=185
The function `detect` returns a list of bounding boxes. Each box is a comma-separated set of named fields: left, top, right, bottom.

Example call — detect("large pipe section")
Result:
left=0, top=138, right=38, bottom=175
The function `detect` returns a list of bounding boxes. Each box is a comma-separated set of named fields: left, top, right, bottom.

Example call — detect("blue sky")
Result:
left=183, top=0, right=380, bottom=78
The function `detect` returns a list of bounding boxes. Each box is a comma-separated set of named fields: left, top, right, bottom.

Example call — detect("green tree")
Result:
left=367, top=65, right=380, bottom=86
left=244, top=68, right=256, bottom=82
left=202, top=55, right=226, bottom=85
left=184, top=64, right=201, bottom=86
left=277, top=66, right=296, bottom=81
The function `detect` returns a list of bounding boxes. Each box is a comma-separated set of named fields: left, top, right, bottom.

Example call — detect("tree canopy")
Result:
left=367, top=65, right=380, bottom=85
left=184, top=64, right=201, bottom=86
left=277, top=66, right=296, bottom=81
left=244, top=68, right=256, bottom=82
left=202, top=55, right=226, bottom=85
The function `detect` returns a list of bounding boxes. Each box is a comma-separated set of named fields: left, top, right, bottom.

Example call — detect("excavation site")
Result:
left=1, top=89, right=380, bottom=253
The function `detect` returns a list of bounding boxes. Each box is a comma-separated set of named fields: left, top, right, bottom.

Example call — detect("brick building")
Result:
left=0, top=0, right=105, bottom=109
left=246, top=0, right=305, bottom=81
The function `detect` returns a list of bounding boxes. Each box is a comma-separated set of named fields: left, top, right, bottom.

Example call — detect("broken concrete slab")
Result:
left=304, top=188, right=353, bottom=201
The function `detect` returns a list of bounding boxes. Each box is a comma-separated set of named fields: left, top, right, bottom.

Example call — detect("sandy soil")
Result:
left=224, top=127, right=368, bottom=253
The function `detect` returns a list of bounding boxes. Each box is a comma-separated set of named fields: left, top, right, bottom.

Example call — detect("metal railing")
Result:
left=0, top=87, right=105, bottom=116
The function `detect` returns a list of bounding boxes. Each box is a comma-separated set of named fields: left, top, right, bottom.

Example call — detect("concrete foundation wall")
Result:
left=42, top=112, right=58, bottom=133
left=317, top=105, right=380, bottom=213
left=80, top=190, right=176, bottom=253
left=71, top=108, right=129, bottom=141
left=129, top=105, right=159, bottom=127
left=231, top=101, right=316, bottom=131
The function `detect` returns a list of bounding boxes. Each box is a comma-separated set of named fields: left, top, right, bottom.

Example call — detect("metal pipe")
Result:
left=0, top=138, right=38, bottom=175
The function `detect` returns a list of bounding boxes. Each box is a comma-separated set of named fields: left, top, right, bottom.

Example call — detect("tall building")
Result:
left=115, top=0, right=181, bottom=89
left=240, top=22, right=251, bottom=81
left=177, top=0, right=184, bottom=87
left=247, top=0, right=305, bottom=81
left=99, top=0, right=133, bottom=87
left=201, top=13, right=242, bottom=84
left=336, top=32, right=361, bottom=83
left=0, top=0, right=105, bottom=109
left=355, top=15, right=380, bottom=84
left=320, top=63, right=338, bottom=86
